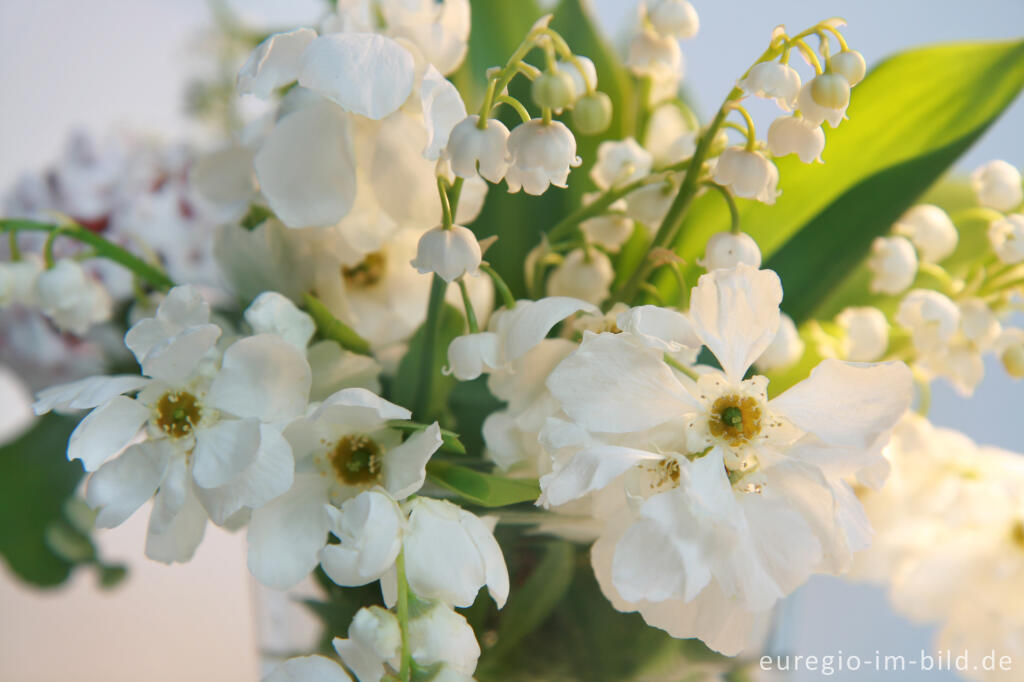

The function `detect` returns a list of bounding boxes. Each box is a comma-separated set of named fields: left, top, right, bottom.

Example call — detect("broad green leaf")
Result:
left=656, top=40, right=1024, bottom=322
left=426, top=460, right=540, bottom=507
left=390, top=301, right=465, bottom=424
left=0, top=414, right=83, bottom=586
left=303, top=293, right=372, bottom=356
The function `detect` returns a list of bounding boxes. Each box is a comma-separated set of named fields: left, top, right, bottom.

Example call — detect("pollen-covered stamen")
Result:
left=155, top=391, right=201, bottom=438
left=342, top=252, right=386, bottom=288
left=330, top=434, right=383, bottom=486
left=708, top=394, right=762, bottom=446
left=1012, top=520, right=1024, bottom=549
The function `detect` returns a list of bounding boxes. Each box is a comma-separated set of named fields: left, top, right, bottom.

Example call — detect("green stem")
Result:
left=414, top=275, right=448, bottom=420
left=396, top=549, right=412, bottom=682
left=458, top=278, right=480, bottom=333
left=7, top=230, right=21, bottom=261
left=1, top=219, right=175, bottom=290
left=704, top=182, right=741, bottom=234
left=495, top=94, right=532, bottom=124
left=480, top=262, right=516, bottom=309
left=438, top=177, right=454, bottom=229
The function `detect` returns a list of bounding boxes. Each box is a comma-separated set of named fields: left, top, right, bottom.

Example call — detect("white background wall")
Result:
left=1, top=1, right=1022, bottom=680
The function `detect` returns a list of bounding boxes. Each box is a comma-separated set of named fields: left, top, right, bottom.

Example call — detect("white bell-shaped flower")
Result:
left=505, top=119, right=581, bottom=195
left=711, top=148, right=779, bottom=205
left=445, top=332, right=501, bottom=381
left=699, top=231, right=762, bottom=271
left=623, top=178, right=676, bottom=225
left=836, top=307, right=889, bottom=362
left=237, top=28, right=317, bottom=98
left=33, top=259, right=113, bottom=335
left=755, top=312, right=804, bottom=371
left=590, top=138, right=653, bottom=190
left=897, top=289, right=960, bottom=353
left=737, top=61, right=801, bottom=110
left=0, top=256, right=42, bottom=306
left=643, top=104, right=696, bottom=166
left=402, top=497, right=509, bottom=608
left=797, top=80, right=848, bottom=128
left=627, top=28, right=683, bottom=78
left=410, top=225, right=481, bottom=283
left=959, top=299, right=1001, bottom=349
left=547, top=249, right=614, bottom=305
left=446, top=115, right=510, bottom=183
left=971, top=160, right=1023, bottom=212
left=580, top=195, right=634, bottom=251
left=893, top=204, right=958, bottom=263
left=767, top=115, right=825, bottom=164
left=867, top=236, right=918, bottom=295
left=645, top=0, right=699, bottom=39
left=988, top=213, right=1024, bottom=264
left=831, top=50, right=867, bottom=86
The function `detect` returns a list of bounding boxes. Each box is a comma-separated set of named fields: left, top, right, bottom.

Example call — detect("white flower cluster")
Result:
left=854, top=414, right=1024, bottom=681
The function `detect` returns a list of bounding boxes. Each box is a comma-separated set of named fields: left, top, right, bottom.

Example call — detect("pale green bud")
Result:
left=831, top=50, right=867, bottom=86
left=810, top=73, right=851, bottom=109
left=1002, top=344, right=1024, bottom=378
left=572, top=91, right=613, bottom=135
left=532, top=70, right=577, bottom=111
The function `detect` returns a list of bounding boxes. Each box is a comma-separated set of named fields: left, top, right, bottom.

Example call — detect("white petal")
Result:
left=547, top=332, right=694, bottom=433
left=770, top=359, right=913, bottom=448
left=383, top=423, right=442, bottom=499
left=149, top=455, right=190, bottom=535
left=539, top=445, right=661, bottom=507
left=68, top=396, right=151, bottom=471
left=238, top=28, right=317, bottom=98
left=298, top=33, right=415, bottom=120
left=403, top=498, right=485, bottom=607
left=320, top=491, right=404, bottom=587
left=460, top=512, right=509, bottom=608
left=332, top=639, right=385, bottom=682
left=407, top=604, right=481, bottom=673
left=86, top=441, right=170, bottom=528
left=141, top=324, right=222, bottom=386
left=33, top=375, right=150, bottom=415
left=192, top=418, right=261, bottom=489
left=500, top=297, right=598, bottom=362
left=316, top=388, right=411, bottom=422
left=145, top=482, right=208, bottom=564
left=421, top=66, right=466, bottom=161
left=244, top=291, right=316, bottom=350
left=158, top=285, right=213, bottom=328
left=263, top=655, right=352, bottom=682
left=616, top=305, right=701, bottom=353
left=207, top=334, right=311, bottom=422
left=247, top=474, right=332, bottom=589
left=255, top=101, right=357, bottom=228
left=190, top=144, right=258, bottom=205
left=689, top=264, right=782, bottom=382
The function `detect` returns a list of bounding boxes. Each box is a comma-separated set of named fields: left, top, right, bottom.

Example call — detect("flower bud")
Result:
left=810, top=73, right=851, bottom=110
left=896, top=289, right=960, bottom=353
left=987, top=213, right=1024, bottom=264
left=646, top=0, right=699, bottom=39
left=547, top=248, right=614, bottom=305
left=699, top=231, right=762, bottom=271
left=767, top=115, right=825, bottom=164
left=971, top=160, right=1023, bottom=212
left=590, top=138, right=653, bottom=190
left=798, top=81, right=848, bottom=128
left=557, top=57, right=598, bottom=100
left=446, top=332, right=500, bottom=381
left=711, top=148, right=779, bottom=205
left=349, top=606, right=401, bottom=662
left=531, top=70, right=577, bottom=111
left=411, top=224, right=482, bottom=283
left=836, top=307, right=889, bottom=361
left=892, top=204, right=958, bottom=263
left=33, top=259, right=113, bottom=335
left=867, top=236, right=917, bottom=295
left=505, top=119, right=581, bottom=195
left=408, top=603, right=481, bottom=675
left=737, top=61, right=801, bottom=110
left=997, top=329, right=1024, bottom=378
left=572, top=91, right=613, bottom=135
left=756, top=313, right=804, bottom=371
left=446, top=115, right=510, bottom=183
left=831, top=50, right=867, bottom=86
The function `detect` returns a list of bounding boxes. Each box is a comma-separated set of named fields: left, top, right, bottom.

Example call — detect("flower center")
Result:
left=342, top=252, right=386, bottom=288
left=1012, top=520, right=1024, bottom=550
left=155, top=391, right=201, bottom=438
left=708, top=394, right=762, bottom=446
left=329, top=434, right=383, bottom=486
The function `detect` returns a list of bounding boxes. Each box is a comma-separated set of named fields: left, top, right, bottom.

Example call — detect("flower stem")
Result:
left=0, top=219, right=175, bottom=290
left=480, top=262, right=516, bottom=309
left=396, top=549, right=412, bottom=682
left=495, top=94, right=532, bottom=124
left=704, top=182, right=741, bottom=234
left=414, top=275, right=448, bottom=421
left=458, top=278, right=480, bottom=333
left=438, top=177, right=454, bottom=229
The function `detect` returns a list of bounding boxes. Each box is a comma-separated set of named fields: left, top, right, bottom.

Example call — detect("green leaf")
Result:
left=426, top=460, right=540, bottom=507
left=303, top=293, right=372, bottom=356
left=657, top=40, right=1024, bottom=322
left=387, top=420, right=467, bottom=455
left=391, top=301, right=465, bottom=424
left=0, top=414, right=84, bottom=587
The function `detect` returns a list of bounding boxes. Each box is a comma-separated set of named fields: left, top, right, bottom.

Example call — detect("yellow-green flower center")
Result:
left=342, top=252, right=386, bottom=288
left=708, top=394, right=762, bottom=446
left=155, top=391, right=201, bottom=439
left=329, top=434, right=383, bottom=486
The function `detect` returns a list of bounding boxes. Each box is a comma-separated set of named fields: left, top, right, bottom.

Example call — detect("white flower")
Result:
left=836, top=307, right=889, bottom=362
left=540, top=265, right=913, bottom=654
left=403, top=497, right=509, bottom=608
left=33, top=285, right=310, bottom=563
left=988, top=213, right=1024, bottom=264
left=580, top=196, right=634, bottom=251
left=628, top=28, right=683, bottom=78
left=712, top=148, right=779, bottom=205
left=333, top=606, right=400, bottom=682
left=643, top=104, right=697, bottom=166
left=893, top=204, right=958, bottom=263
left=244, top=291, right=316, bottom=350
left=237, top=28, right=318, bottom=98
left=411, top=225, right=482, bottom=283
left=420, top=66, right=468, bottom=161
left=998, top=328, right=1024, bottom=377
left=247, top=389, right=441, bottom=589
left=33, top=259, right=113, bottom=335
left=444, top=296, right=598, bottom=382
left=546, top=249, right=614, bottom=305
left=379, top=0, right=470, bottom=76
left=767, top=115, right=825, bottom=163
left=446, top=115, right=510, bottom=183
left=737, top=62, right=801, bottom=110
left=867, top=235, right=918, bottom=295
left=557, top=56, right=598, bottom=101
left=0, top=257, right=42, bottom=306
left=263, top=655, right=353, bottom=682
left=896, top=289, right=960, bottom=353
left=590, top=138, right=653, bottom=190
left=831, top=50, right=867, bottom=87
left=971, top=160, right=1023, bottom=212
left=699, top=231, right=762, bottom=271
left=505, top=119, right=581, bottom=195
left=645, top=0, right=699, bottom=39
left=623, top=178, right=677, bottom=225
left=797, top=80, right=848, bottom=128
left=406, top=603, right=481, bottom=675
left=755, top=312, right=804, bottom=372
